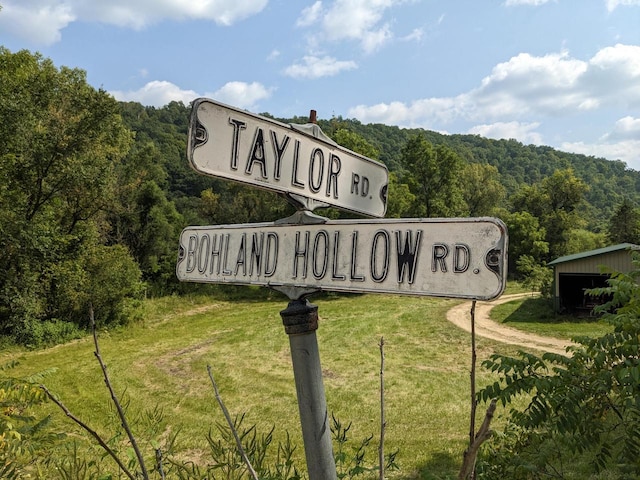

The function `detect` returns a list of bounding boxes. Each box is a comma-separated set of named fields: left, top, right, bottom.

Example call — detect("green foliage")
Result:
left=400, top=134, right=468, bottom=217
left=332, top=414, right=399, bottom=480
left=515, top=255, right=553, bottom=296
left=563, top=228, right=607, bottom=256
left=477, top=256, right=640, bottom=478
left=511, top=169, right=589, bottom=259
left=459, top=162, right=506, bottom=217
left=608, top=197, right=640, bottom=245
left=0, top=362, right=64, bottom=479
left=0, top=48, right=144, bottom=344
left=499, top=210, right=549, bottom=275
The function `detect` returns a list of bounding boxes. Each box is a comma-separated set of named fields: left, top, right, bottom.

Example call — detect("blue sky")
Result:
left=1, top=0, right=640, bottom=169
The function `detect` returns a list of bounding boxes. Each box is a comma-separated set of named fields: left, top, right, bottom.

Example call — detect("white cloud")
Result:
left=349, top=44, right=640, bottom=126
left=267, top=50, right=281, bottom=61
left=349, top=97, right=458, bottom=127
left=210, top=81, right=274, bottom=110
left=110, top=79, right=273, bottom=109
left=561, top=139, right=640, bottom=170
left=560, top=116, right=640, bottom=168
left=612, top=116, right=640, bottom=138
left=504, top=0, right=552, bottom=6
left=468, top=121, right=543, bottom=145
left=0, top=0, right=268, bottom=45
left=110, top=81, right=199, bottom=107
left=361, top=23, right=393, bottom=54
left=297, top=1, right=323, bottom=27
left=304, top=0, right=407, bottom=53
left=0, top=2, right=75, bottom=45
left=467, top=50, right=590, bottom=119
left=284, top=55, right=357, bottom=79
left=599, top=116, right=640, bottom=142
left=401, top=28, right=424, bottom=42
left=606, top=0, right=640, bottom=12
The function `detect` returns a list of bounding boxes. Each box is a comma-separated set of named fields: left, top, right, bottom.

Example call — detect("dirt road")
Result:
left=446, top=293, right=574, bottom=355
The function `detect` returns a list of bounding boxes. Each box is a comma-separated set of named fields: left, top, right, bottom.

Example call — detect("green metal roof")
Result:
left=548, top=243, right=640, bottom=266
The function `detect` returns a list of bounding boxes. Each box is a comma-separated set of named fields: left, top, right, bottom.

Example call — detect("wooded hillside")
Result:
left=2, top=48, right=640, bottom=345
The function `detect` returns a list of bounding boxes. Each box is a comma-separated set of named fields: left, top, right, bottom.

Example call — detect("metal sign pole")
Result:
left=280, top=298, right=337, bottom=480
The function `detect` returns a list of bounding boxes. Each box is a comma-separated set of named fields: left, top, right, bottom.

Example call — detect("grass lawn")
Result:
left=1, top=288, right=535, bottom=479
left=490, top=295, right=613, bottom=340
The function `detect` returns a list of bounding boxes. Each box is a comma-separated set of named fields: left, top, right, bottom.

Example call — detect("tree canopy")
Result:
left=0, top=48, right=143, bottom=343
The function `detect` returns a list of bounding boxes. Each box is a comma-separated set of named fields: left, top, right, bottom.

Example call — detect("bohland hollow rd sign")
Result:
left=176, top=217, right=507, bottom=301
left=187, top=98, right=389, bottom=218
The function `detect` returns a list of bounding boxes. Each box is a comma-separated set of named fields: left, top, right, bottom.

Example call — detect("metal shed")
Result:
left=548, top=243, right=639, bottom=314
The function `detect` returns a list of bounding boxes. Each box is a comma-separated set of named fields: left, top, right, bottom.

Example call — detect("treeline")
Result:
left=2, top=47, right=640, bottom=345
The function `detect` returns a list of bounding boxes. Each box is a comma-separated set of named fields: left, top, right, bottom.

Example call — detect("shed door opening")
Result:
left=557, top=273, right=610, bottom=315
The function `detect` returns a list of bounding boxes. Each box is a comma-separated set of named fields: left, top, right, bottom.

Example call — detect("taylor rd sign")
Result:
left=176, top=217, right=507, bottom=301
left=187, top=98, right=389, bottom=218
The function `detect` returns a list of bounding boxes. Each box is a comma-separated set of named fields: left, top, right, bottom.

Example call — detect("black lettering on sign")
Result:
left=351, top=173, right=369, bottom=197
left=249, top=232, right=264, bottom=276
left=395, top=230, right=422, bottom=284
left=332, top=231, right=346, bottom=281
left=209, top=234, right=223, bottom=275
left=246, top=128, right=268, bottom=178
left=186, top=234, right=198, bottom=273
left=371, top=230, right=390, bottom=283
left=350, top=231, right=365, bottom=282
left=270, top=131, right=290, bottom=181
left=221, top=234, right=232, bottom=275
left=432, top=244, right=448, bottom=272
left=351, top=173, right=361, bottom=195
left=264, top=232, right=278, bottom=277
left=326, top=154, right=341, bottom=199
left=454, top=244, right=470, bottom=273
left=228, top=118, right=246, bottom=170
left=198, top=234, right=210, bottom=274
left=293, top=231, right=310, bottom=278
left=291, top=140, right=304, bottom=188
left=312, top=230, right=329, bottom=280
left=309, top=148, right=324, bottom=193
left=235, top=233, right=247, bottom=276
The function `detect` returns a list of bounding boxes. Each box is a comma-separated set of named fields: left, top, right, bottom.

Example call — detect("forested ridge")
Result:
left=3, top=47, right=640, bottom=346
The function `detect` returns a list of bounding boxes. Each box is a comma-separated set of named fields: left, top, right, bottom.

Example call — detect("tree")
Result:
left=510, top=169, right=588, bottom=260
left=499, top=210, right=549, bottom=275
left=332, top=128, right=380, bottom=160
left=109, top=142, right=184, bottom=294
left=385, top=172, right=415, bottom=218
left=478, top=256, right=640, bottom=478
left=460, top=162, right=506, bottom=216
left=562, top=228, right=607, bottom=255
left=400, top=135, right=467, bottom=217
left=608, top=197, right=640, bottom=245
left=0, top=48, right=142, bottom=344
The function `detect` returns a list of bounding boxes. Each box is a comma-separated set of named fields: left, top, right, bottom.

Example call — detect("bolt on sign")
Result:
left=176, top=217, right=507, bottom=301
left=187, top=98, right=389, bottom=218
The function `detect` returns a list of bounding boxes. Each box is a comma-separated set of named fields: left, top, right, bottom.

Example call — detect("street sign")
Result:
left=176, top=217, right=507, bottom=301
left=187, top=98, right=389, bottom=218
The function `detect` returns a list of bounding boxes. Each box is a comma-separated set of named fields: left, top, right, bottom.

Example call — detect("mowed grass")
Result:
left=3, top=290, right=532, bottom=479
left=490, top=296, right=613, bottom=340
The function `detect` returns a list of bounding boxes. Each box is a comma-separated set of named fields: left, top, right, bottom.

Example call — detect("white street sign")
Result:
left=187, top=98, right=389, bottom=218
left=176, top=217, right=507, bottom=300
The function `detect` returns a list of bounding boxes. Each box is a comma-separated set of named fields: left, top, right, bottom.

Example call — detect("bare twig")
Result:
left=207, top=364, right=259, bottom=480
left=90, top=304, right=149, bottom=480
left=156, top=448, right=166, bottom=480
left=458, top=399, right=497, bottom=480
left=459, top=300, right=496, bottom=480
left=378, top=337, right=386, bottom=480
left=469, top=300, right=477, bottom=455
left=40, top=385, right=136, bottom=480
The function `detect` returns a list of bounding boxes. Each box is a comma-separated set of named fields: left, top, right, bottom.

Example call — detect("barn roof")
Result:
left=548, top=243, right=640, bottom=266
